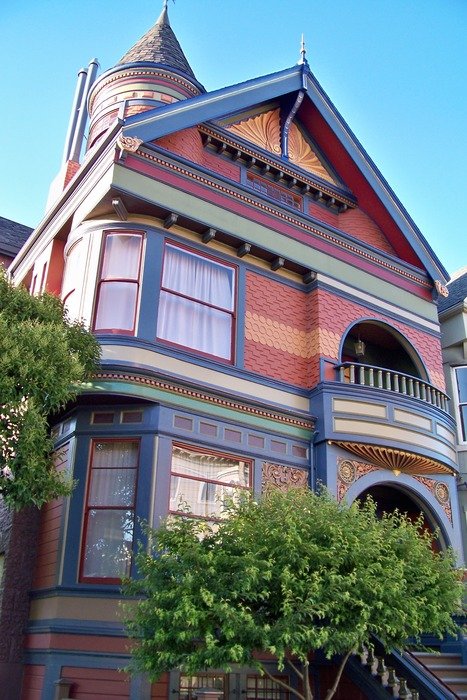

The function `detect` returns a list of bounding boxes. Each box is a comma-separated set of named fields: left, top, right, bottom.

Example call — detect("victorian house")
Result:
left=2, top=4, right=464, bottom=699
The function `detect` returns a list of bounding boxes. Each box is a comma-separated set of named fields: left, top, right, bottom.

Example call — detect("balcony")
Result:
left=336, top=362, right=449, bottom=413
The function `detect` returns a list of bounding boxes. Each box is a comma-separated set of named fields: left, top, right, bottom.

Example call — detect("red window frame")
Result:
left=79, top=437, right=140, bottom=584
left=93, top=230, right=144, bottom=335
left=169, top=443, right=252, bottom=522
left=157, top=241, right=237, bottom=363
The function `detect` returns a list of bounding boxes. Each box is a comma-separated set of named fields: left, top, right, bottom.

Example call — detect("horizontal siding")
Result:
left=61, top=667, right=130, bottom=699
left=21, top=664, right=45, bottom=700
left=151, top=673, right=169, bottom=700
left=32, top=443, right=70, bottom=589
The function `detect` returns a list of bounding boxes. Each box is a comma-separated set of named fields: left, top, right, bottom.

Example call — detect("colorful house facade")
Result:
left=3, top=5, right=464, bottom=699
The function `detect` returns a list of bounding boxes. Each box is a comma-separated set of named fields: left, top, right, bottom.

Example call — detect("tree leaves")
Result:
left=0, top=269, right=100, bottom=508
left=123, top=489, right=462, bottom=699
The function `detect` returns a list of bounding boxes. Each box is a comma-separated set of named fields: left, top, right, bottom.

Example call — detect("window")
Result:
left=62, top=238, right=84, bottom=321
left=179, top=675, right=226, bottom=700
left=80, top=439, right=139, bottom=582
left=157, top=243, right=236, bottom=361
left=247, top=676, right=289, bottom=700
left=247, top=172, right=302, bottom=211
left=170, top=444, right=251, bottom=521
left=455, top=367, right=467, bottom=441
left=93, top=231, right=143, bottom=334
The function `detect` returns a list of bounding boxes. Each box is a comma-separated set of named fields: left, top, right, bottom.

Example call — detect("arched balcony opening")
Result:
left=336, top=321, right=449, bottom=411
left=357, top=484, right=446, bottom=552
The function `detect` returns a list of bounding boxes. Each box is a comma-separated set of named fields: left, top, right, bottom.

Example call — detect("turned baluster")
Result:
left=398, top=678, right=411, bottom=698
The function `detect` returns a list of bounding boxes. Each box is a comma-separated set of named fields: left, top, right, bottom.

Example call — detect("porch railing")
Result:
left=336, top=362, right=449, bottom=412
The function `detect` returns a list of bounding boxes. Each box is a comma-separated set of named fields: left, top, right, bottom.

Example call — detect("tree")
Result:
left=124, top=487, right=463, bottom=700
left=0, top=269, right=100, bottom=508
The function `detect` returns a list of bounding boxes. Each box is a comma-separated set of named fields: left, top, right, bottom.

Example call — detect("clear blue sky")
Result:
left=1, top=0, right=466, bottom=277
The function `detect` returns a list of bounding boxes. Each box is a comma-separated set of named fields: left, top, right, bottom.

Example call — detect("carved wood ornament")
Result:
left=227, top=109, right=336, bottom=183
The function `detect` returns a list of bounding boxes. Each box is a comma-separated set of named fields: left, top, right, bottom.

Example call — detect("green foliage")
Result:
left=0, top=268, right=100, bottom=508
left=124, top=488, right=462, bottom=698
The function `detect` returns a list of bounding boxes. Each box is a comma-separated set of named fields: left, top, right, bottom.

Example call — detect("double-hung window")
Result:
left=93, top=231, right=143, bottom=334
left=80, top=439, right=139, bottom=583
left=170, top=444, right=251, bottom=521
left=157, top=243, right=236, bottom=361
left=455, top=367, right=467, bottom=442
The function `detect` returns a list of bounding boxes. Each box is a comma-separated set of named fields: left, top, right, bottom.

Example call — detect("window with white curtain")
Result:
left=93, top=231, right=143, bottom=334
left=80, top=439, right=139, bottom=582
left=170, top=444, right=251, bottom=521
left=62, top=238, right=84, bottom=321
left=157, top=243, right=236, bottom=361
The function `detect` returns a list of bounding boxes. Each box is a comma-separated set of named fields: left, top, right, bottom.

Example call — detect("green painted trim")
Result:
left=112, top=165, right=437, bottom=322
left=88, top=379, right=313, bottom=440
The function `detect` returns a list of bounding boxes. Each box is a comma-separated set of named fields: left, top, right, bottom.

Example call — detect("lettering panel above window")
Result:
left=157, top=243, right=236, bottom=362
left=93, top=231, right=143, bottom=335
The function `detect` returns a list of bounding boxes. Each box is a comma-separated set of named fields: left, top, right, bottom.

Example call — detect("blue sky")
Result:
left=1, top=0, right=466, bottom=277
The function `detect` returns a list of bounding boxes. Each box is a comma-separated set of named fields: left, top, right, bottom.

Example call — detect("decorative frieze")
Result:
left=337, top=458, right=380, bottom=502
left=262, top=462, right=308, bottom=491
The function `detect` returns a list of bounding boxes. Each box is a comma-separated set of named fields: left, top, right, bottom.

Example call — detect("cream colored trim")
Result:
left=29, top=595, right=123, bottom=622
left=393, top=408, right=432, bottom=431
left=333, top=398, right=387, bottom=418
left=101, top=343, right=309, bottom=413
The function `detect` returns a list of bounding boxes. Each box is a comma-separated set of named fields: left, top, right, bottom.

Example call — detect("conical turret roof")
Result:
left=118, top=3, right=197, bottom=81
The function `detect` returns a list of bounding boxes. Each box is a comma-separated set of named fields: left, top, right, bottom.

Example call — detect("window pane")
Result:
left=82, top=509, right=134, bottom=579
left=94, top=281, right=138, bottom=331
left=157, top=291, right=232, bottom=359
left=88, top=468, right=136, bottom=507
left=172, top=447, right=249, bottom=485
left=460, top=405, right=467, bottom=442
left=170, top=475, right=244, bottom=518
left=101, top=233, right=142, bottom=279
left=162, top=245, right=234, bottom=310
left=456, top=367, right=467, bottom=403
left=93, top=441, right=139, bottom=469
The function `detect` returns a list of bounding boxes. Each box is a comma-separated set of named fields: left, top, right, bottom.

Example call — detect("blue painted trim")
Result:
left=27, top=618, right=124, bottom=635
left=122, top=65, right=304, bottom=140
left=302, top=70, right=448, bottom=282
left=119, top=58, right=447, bottom=282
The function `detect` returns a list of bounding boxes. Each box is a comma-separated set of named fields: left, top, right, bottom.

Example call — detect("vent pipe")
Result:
left=69, top=58, right=99, bottom=163
left=62, top=67, right=88, bottom=165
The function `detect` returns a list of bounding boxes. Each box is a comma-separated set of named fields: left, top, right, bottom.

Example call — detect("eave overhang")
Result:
left=121, top=62, right=447, bottom=284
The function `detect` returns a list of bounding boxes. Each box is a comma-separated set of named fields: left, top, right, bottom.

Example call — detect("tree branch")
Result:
left=259, top=663, right=306, bottom=700
left=323, top=649, right=354, bottom=700
left=285, top=657, right=303, bottom=681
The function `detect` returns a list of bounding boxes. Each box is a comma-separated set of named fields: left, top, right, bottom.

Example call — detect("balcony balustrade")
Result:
left=336, top=362, right=449, bottom=413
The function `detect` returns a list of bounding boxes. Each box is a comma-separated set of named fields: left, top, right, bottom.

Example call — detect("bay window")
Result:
left=80, top=439, right=139, bottom=582
left=93, top=231, right=143, bottom=334
left=170, top=444, right=251, bottom=520
left=157, top=243, right=236, bottom=361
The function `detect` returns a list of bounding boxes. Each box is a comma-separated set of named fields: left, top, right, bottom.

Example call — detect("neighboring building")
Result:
left=3, top=5, right=464, bottom=699
left=0, top=216, right=32, bottom=268
left=440, top=268, right=467, bottom=554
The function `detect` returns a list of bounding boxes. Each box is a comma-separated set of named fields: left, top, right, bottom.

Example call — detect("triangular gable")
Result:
left=224, top=108, right=337, bottom=185
left=120, top=63, right=448, bottom=282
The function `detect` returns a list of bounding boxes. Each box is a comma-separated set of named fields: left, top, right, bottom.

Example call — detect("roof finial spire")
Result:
left=298, top=34, right=309, bottom=67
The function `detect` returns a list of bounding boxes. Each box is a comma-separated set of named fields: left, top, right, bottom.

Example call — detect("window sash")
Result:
left=157, top=244, right=236, bottom=361
left=170, top=445, right=251, bottom=521
left=81, top=439, right=139, bottom=582
left=93, top=231, right=143, bottom=334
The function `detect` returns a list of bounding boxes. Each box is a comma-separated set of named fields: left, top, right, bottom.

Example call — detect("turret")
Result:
left=86, top=1, right=204, bottom=149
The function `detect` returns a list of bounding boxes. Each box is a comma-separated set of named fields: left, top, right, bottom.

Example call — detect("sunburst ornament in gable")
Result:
left=227, top=109, right=336, bottom=183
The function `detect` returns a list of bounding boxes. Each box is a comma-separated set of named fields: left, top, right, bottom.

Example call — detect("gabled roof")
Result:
left=0, top=216, right=33, bottom=258
left=120, top=61, right=448, bottom=283
left=118, top=3, right=199, bottom=83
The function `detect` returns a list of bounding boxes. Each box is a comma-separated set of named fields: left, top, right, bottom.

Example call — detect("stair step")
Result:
left=412, top=652, right=462, bottom=666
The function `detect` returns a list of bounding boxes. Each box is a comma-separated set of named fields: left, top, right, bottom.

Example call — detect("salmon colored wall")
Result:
left=244, top=272, right=444, bottom=391
left=60, top=667, right=130, bottom=699
left=20, top=665, right=44, bottom=700
left=151, top=673, right=169, bottom=700
left=308, top=201, right=396, bottom=256
left=157, top=128, right=241, bottom=182
left=32, top=443, right=70, bottom=589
